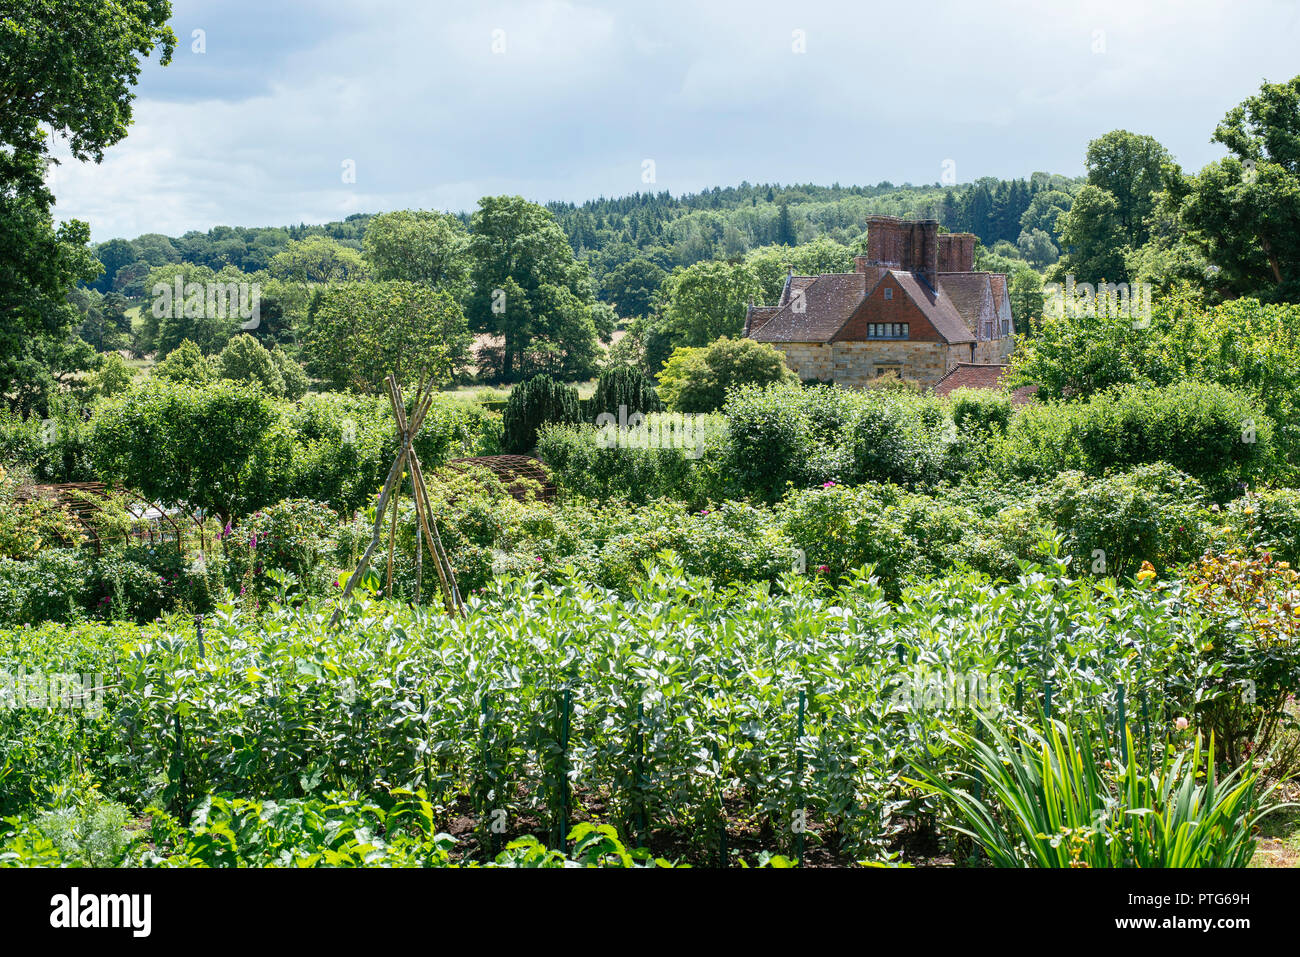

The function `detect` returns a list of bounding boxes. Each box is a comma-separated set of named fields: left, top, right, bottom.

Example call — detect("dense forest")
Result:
left=62, top=172, right=1085, bottom=392
left=88, top=173, right=1082, bottom=300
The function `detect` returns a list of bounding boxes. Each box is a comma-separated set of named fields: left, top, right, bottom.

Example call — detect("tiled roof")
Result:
left=988, top=273, right=1008, bottom=304
left=988, top=273, right=1014, bottom=333
left=744, top=305, right=779, bottom=336
left=890, top=271, right=976, bottom=345
left=936, top=273, right=991, bottom=336
left=933, top=363, right=1036, bottom=405
left=780, top=275, right=818, bottom=306
left=747, top=266, right=998, bottom=346
left=751, top=272, right=869, bottom=343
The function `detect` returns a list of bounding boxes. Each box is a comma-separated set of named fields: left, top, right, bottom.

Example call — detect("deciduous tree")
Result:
left=465, top=196, right=600, bottom=381
left=301, top=281, right=470, bottom=393
left=0, top=0, right=174, bottom=412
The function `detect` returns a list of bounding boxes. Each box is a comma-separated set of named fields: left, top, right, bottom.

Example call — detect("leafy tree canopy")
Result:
left=0, top=0, right=174, bottom=413
left=657, top=337, right=796, bottom=413
left=362, top=209, right=469, bottom=294
left=465, top=195, right=599, bottom=381
left=301, top=280, right=470, bottom=393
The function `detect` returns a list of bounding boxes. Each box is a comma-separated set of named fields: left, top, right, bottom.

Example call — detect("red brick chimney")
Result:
left=867, top=216, right=938, bottom=290
left=938, top=232, right=976, bottom=273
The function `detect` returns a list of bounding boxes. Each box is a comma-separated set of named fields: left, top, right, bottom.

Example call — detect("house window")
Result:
left=875, top=365, right=903, bottom=378
left=883, top=287, right=893, bottom=300
left=1002, top=319, right=1011, bottom=336
left=868, top=322, right=908, bottom=339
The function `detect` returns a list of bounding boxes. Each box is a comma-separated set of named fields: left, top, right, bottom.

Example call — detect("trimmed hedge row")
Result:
left=0, top=381, right=503, bottom=519
left=540, top=381, right=1277, bottom=506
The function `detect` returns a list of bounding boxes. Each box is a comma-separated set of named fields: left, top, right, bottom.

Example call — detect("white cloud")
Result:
left=44, top=0, right=1300, bottom=241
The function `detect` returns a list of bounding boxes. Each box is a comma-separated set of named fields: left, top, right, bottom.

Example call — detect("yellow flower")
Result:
left=1137, top=561, right=1156, bottom=582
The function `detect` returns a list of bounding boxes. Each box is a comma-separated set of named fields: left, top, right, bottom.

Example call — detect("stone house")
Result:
left=743, top=216, right=1015, bottom=388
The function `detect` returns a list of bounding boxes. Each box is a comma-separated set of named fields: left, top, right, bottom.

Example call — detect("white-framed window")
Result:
left=883, top=287, right=893, bottom=300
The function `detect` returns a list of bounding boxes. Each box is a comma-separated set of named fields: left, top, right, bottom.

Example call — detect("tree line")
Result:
left=3, top=0, right=1298, bottom=418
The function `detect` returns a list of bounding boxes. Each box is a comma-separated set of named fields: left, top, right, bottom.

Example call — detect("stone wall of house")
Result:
left=774, top=340, right=961, bottom=387
left=947, top=343, right=976, bottom=372
left=975, top=335, right=1015, bottom=364
left=973, top=339, right=1001, bottom=364
left=775, top=343, right=834, bottom=382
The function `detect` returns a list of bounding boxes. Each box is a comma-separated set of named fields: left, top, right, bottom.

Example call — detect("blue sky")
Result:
left=45, top=0, right=1300, bottom=241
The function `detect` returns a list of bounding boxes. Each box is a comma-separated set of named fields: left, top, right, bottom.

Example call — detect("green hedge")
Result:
left=81, top=381, right=501, bottom=520
left=999, top=382, right=1274, bottom=497
left=537, top=416, right=726, bottom=507
left=711, top=381, right=1274, bottom=507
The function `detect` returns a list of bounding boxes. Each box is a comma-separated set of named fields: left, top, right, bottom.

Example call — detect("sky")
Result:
left=43, top=0, right=1300, bottom=242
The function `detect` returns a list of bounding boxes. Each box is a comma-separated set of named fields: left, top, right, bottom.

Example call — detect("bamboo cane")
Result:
left=331, top=375, right=457, bottom=627
left=412, top=465, right=423, bottom=605
left=408, top=449, right=463, bottom=614
left=329, top=441, right=408, bottom=629
left=387, top=377, right=455, bottom=614
left=386, top=458, right=401, bottom=598
left=409, top=443, right=463, bottom=610
left=411, top=462, right=454, bottom=614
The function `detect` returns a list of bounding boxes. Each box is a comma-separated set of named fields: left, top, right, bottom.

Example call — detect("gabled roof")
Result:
left=749, top=268, right=979, bottom=345
left=989, top=273, right=1014, bottom=331
left=749, top=272, right=869, bottom=343
left=933, top=363, right=1036, bottom=405
left=743, top=305, right=779, bottom=337
left=936, top=272, right=992, bottom=336
left=780, top=275, right=818, bottom=306
left=988, top=273, right=1009, bottom=305
left=893, top=271, right=976, bottom=345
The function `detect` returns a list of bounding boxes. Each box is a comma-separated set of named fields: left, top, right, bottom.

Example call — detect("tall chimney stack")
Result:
left=938, top=232, right=976, bottom=273
left=867, top=216, right=938, bottom=290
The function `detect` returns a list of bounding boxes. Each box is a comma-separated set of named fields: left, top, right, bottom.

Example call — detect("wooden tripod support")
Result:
left=330, top=374, right=464, bottom=628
